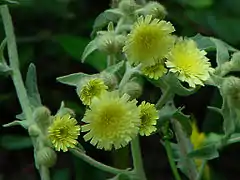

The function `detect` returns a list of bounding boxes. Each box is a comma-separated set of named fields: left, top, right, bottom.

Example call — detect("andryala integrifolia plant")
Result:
left=2, top=0, right=240, bottom=179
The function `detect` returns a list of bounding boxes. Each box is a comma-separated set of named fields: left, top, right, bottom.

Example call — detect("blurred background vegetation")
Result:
left=1, top=0, right=240, bottom=179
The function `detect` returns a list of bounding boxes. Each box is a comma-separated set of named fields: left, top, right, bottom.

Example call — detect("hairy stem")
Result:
left=165, top=140, right=182, bottom=180
left=71, top=148, right=132, bottom=175
left=155, top=88, right=173, bottom=110
left=0, top=5, right=50, bottom=180
left=0, top=5, right=32, bottom=121
left=131, top=136, right=147, bottom=180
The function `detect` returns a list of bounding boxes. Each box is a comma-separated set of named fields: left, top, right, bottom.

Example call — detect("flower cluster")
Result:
left=123, top=15, right=213, bottom=88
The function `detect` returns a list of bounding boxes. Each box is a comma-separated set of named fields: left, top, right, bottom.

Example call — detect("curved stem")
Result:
left=0, top=5, right=32, bottom=121
left=131, top=136, right=147, bottom=180
left=165, top=140, right=182, bottom=180
left=155, top=88, right=173, bottom=110
left=70, top=148, right=132, bottom=175
left=40, top=166, right=50, bottom=180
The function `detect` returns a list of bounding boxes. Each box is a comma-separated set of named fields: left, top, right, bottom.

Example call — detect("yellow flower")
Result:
left=123, top=15, right=175, bottom=66
left=78, top=78, right=108, bottom=105
left=141, top=59, right=167, bottom=79
left=138, top=101, right=158, bottom=136
left=81, top=91, right=140, bottom=150
left=166, top=38, right=213, bottom=88
left=48, top=114, right=81, bottom=152
left=190, top=121, right=210, bottom=180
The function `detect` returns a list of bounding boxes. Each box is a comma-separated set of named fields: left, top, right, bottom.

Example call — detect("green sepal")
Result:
left=187, top=144, right=219, bottom=160
left=57, top=72, right=90, bottom=87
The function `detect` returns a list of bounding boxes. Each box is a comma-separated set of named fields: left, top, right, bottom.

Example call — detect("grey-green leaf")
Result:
left=188, top=144, right=219, bottom=160
left=81, top=39, right=98, bottom=62
left=173, top=111, right=192, bottom=136
left=25, top=63, right=42, bottom=108
left=210, top=38, right=230, bottom=66
left=57, top=72, right=90, bottom=86
left=0, top=135, right=32, bottom=150
left=104, top=61, right=125, bottom=74
left=192, top=34, right=215, bottom=51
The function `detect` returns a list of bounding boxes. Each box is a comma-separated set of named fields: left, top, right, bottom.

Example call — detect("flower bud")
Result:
left=96, top=33, right=126, bottom=55
left=100, top=72, right=118, bottom=90
left=118, top=0, right=138, bottom=15
left=33, top=106, right=51, bottom=130
left=28, top=124, right=41, bottom=137
left=36, top=147, right=57, bottom=168
left=136, top=1, right=167, bottom=19
left=121, top=81, right=143, bottom=99
left=222, top=76, right=240, bottom=108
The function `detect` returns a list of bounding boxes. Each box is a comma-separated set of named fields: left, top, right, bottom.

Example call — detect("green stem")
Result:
left=107, top=54, right=115, bottom=67
left=196, top=160, right=207, bottom=180
left=165, top=140, right=182, bottom=180
left=0, top=5, right=32, bottom=121
left=130, top=136, right=147, bottom=180
left=0, top=5, right=50, bottom=180
left=70, top=148, right=132, bottom=175
left=40, top=166, right=50, bottom=180
left=155, top=88, right=173, bottom=110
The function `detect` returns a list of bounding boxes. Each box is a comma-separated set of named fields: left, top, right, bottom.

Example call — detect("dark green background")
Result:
left=1, top=0, right=240, bottom=179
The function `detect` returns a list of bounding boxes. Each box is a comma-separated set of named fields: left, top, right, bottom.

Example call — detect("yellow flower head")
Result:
left=48, top=114, right=81, bottom=152
left=138, top=101, right=158, bottom=136
left=123, top=15, right=175, bottom=66
left=166, top=38, right=213, bottom=88
left=141, top=59, right=167, bottom=79
left=81, top=91, right=140, bottom=150
left=78, top=78, right=108, bottom=105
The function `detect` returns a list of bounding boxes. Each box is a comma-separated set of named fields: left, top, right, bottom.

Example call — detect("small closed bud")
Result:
left=222, top=76, right=240, bottom=108
left=118, top=0, right=138, bottom=15
left=121, top=81, right=143, bottom=99
left=28, top=124, right=41, bottom=137
left=33, top=106, right=51, bottom=131
left=96, top=33, right=126, bottom=55
left=100, top=72, right=118, bottom=90
left=36, top=147, right=57, bottom=168
left=136, top=1, right=167, bottom=19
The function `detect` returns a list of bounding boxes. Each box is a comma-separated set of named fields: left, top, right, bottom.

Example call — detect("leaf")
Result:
left=157, top=104, right=178, bottom=126
left=210, top=38, right=230, bottom=66
left=165, top=73, right=199, bottom=96
left=0, top=63, right=11, bottom=75
left=173, top=111, right=192, bottom=136
left=57, top=72, right=90, bottom=86
left=0, top=135, right=32, bottom=150
left=191, top=34, right=215, bottom=51
left=81, top=39, right=98, bottom=62
left=92, top=9, right=122, bottom=36
left=104, top=61, right=125, bottom=74
left=52, top=168, right=70, bottom=180
left=188, top=144, right=219, bottom=160
left=25, top=63, right=42, bottom=108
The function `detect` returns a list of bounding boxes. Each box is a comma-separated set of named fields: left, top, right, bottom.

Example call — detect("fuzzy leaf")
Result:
left=188, top=144, right=219, bottom=160
left=165, top=73, right=199, bottom=96
left=0, top=135, right=32, bottom=150
left=104, top=61, right=125, bottom=74
left=191, top=34, right=215, bottom=51
left=25, top=63, right=42, bottom=108
left=57, top=72, right=90, bottom=86
left=173, top=111, right=192, bottom=136
left=81, top=39, right=98, bottom=62
left=210, top=38, right=230, bottom=66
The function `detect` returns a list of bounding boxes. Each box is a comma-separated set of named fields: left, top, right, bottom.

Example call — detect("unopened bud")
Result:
left=100, top=72, right=118, bottom=90
left=36, top=147, right=57, bottom=168
left=118, top=0, right=138, bottom=15
left=33, top=106, right=51, bottom=130
left=28, top=124, right=41, bottom=137
left=137, top=1, right=167, bottom=19
left=96, top=33, right=126, bottom=55
left=121, top=81, right=143, bottom=99
left=222, top=76, right=240, bottom=108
